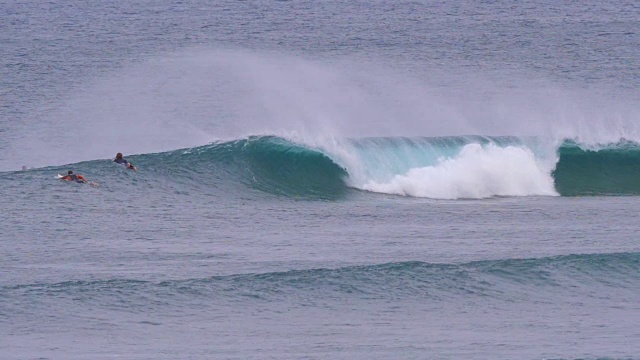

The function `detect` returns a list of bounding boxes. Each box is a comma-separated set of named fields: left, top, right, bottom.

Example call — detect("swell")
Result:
left=3, top=252, right=638, bottom=304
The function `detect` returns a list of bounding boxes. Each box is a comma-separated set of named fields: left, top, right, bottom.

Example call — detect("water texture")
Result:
left=2, top=0, right=640, bottom=359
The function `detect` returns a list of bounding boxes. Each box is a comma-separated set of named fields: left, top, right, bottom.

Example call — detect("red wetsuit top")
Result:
left=62, top=174, right=87, bottom=183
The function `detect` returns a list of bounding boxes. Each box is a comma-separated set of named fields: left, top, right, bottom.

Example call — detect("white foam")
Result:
left=359, top=143, right=558, bottom=199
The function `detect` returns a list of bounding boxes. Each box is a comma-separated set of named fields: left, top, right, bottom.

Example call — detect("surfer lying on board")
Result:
left=59, top=171, right=98, bottom=187
left=114, top=152, right=137, bottom=172
left=60, top=170, right=88, bottom=183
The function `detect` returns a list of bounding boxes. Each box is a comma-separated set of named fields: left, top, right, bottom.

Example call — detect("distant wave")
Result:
left=13, top=135, right=640, bottom=199
left=4, top=252, right=638, bottom=304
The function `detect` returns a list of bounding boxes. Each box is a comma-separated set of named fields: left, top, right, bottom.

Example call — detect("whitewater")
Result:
left=2, top=0, right=640, bottom=359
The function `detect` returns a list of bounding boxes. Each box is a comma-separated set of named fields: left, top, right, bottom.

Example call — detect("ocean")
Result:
left=1, top=0, right=640, bottom=359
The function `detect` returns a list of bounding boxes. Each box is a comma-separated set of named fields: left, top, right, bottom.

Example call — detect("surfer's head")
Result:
left=116, top=153, right=123, bottom=159
left=68, top=170, right=73, bottom=175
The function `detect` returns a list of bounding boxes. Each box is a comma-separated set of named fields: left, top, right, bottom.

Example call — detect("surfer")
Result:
left=114, top=152, right=137, bottom=172
left=60, top=170, right=88, bottom=183
left=59, top=170, right=99, bottom=187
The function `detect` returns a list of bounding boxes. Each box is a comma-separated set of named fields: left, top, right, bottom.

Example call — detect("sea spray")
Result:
left=9, top=48, right=640, bottom=173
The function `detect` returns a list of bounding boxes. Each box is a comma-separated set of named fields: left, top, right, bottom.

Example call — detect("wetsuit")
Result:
left=114, top=158, right=134, bottom=169
left=62, top=174, right=86, bottom=183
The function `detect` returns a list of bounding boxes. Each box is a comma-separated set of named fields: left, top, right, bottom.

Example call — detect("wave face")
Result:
left=143, top=136, right=350, bottom=199
left=554, top=140, right=640, bottom=196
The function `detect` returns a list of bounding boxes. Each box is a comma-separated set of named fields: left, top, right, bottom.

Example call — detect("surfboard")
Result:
left=56, top=174, right=64, bottom=179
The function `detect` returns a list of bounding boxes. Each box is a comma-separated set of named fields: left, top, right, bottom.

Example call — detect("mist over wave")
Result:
left=4, top=48, right=640, bottom=173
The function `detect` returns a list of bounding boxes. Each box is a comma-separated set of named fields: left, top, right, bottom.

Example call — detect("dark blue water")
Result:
left=2, top=1, right=640, bottom=359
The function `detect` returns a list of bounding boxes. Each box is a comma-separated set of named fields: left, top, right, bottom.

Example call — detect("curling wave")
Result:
left=17, top=135, right=640, bottom=199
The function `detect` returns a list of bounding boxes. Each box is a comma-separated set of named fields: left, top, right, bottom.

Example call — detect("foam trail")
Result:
left=359, top=143, right=558, bottom=199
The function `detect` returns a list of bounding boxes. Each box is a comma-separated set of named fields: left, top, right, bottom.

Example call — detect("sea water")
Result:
left=1, top=1, right=640, bottom=359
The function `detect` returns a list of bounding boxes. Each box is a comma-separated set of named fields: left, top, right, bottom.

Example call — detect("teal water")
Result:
left=2, top=0, right=640, bottom=359
left=8, top=136, right=640, bottom=198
